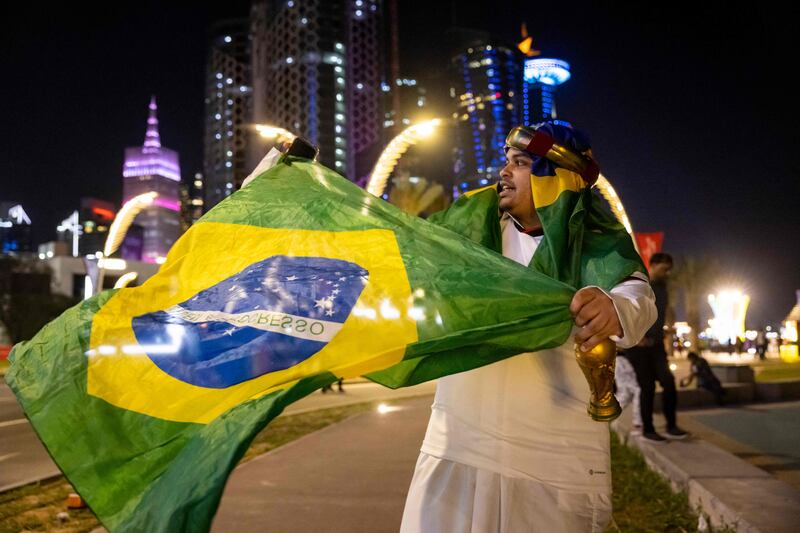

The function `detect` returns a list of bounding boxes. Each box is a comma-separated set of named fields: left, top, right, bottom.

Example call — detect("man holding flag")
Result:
left=9, top=122, right=651, bottom=532
left=400, top=122, right=656, bottom=532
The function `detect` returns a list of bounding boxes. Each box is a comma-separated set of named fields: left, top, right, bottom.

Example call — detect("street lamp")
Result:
left=364, top=118, right=636, bottom=241
left=113, top=271, right=139, bottom=289
left=366, top=118, right=442, bottom=197
left=89, top=192, right=157, bottom=298
left=594, top=175, right=635, bottom=238
left=254, top=124, right=297, bottom=144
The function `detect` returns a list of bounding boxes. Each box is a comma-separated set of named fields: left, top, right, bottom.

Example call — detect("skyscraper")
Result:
left=521, top=57, right=571, bottom=124
left=203, top=19, right=252, bottom=210
left=250, top=0, right=383, bottom=181
left=122, top=97, right=182, bottom=263
left=180, top=172, right=205, bottom=231
left=450, top=39, right=522, bottom=191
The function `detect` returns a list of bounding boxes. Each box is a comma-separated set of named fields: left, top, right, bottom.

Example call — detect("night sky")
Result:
left=2, top=2, right=798, bottom=325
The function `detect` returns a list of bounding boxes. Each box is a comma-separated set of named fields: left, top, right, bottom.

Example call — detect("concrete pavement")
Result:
left=681, top=401, right=800, bottom=491
left=0, top=378, right=60, bottom=492
left=615, top=403, right=800, bottom=532
left=0, top=378, right=435, bottom=493
left=213, top=395, right=430, bottom=533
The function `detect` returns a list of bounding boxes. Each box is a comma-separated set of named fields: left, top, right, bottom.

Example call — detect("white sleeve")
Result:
left=587, top=271, right=657, bottom=349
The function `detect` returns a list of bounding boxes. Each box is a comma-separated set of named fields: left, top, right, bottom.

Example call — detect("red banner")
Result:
left=634, top=232, right=664, bottom=270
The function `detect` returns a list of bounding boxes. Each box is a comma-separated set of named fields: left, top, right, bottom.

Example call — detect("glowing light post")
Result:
left=595, top=175, right=636, bottom=238
left=365, top=118, right=636, bottom=244
left=113, top=271, right=139, bottom=289
left=780, top=290, right=800, bottom=362
left=255, top=124, right=297, bottom=145
left=89, top=192, right=157, bottom=298
left=707, top=290, right=750, bottom=348
left=366, top=119, right=442, bottom=197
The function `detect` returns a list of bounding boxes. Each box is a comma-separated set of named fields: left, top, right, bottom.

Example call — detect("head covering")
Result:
left=504, top=121, right=599, bottom=185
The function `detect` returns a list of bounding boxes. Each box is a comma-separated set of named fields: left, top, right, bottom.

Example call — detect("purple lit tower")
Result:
left=122, top=97, right=182, bottom=263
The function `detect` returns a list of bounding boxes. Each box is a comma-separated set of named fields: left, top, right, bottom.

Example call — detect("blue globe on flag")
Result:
left=132, top=255, right=369, bottom=388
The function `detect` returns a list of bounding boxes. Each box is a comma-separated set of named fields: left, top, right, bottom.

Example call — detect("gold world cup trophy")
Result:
left=575, top=339, right=621, bottom=421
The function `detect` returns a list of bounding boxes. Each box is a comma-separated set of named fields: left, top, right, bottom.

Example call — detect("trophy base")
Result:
left=587, top=397, right=622, bottom=422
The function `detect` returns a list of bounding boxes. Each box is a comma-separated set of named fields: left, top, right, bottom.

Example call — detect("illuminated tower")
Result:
left=708, top=290, right=751, bottom=345
left=451, top=41, right=522, bottom=191
left=250, top=0, right=383, bottom=180
left=122, top=97, right=182, bottom=263
left=204, top=19, right=251, bottom=210
left=521, top=57, right=571, bottom=123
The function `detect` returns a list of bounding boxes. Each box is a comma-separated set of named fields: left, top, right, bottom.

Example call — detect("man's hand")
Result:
left=570, top=287, right=623, bottom=352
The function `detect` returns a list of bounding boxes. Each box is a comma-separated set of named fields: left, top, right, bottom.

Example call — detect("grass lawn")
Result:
left=2, top=399, right=725, bottom=532
left=606, top=431, right=734, bottom=532
left=754, top=363, right=800, bottom=382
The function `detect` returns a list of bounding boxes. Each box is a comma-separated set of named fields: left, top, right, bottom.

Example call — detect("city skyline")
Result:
left=1, top=1, right=797, bottom=324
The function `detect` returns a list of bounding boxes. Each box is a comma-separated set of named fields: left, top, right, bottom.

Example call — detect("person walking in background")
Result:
left=680, top=352, right=725, bottom=405
left=625, top=253, right=689, bottom=444
left=756, top=329, right=768, bottom=361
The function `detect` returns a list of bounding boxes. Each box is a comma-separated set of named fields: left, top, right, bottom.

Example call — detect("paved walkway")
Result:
left=681, top=401, right=800, bottom=491
left=616, top=405, right=800, bottom=532
left=0, top=379, right=60, bottom=492
left=0, top=379, right=435, bottom=493
left=213, top=395, right=431, bottom=532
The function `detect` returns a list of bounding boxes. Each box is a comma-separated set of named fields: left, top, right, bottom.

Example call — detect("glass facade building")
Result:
left=203, top=19, right=252, bottom=210
left=451, top=43, right=522, bottom=191
left=250, top=0, right=383, bottom=181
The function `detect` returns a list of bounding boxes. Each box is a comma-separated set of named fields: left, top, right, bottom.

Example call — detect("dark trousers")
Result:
left=625, top=344, right=677, bottom=433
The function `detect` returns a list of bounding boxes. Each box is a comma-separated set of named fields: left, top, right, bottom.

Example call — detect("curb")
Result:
left=612, top=409, right=800, bottom=532
left=0, top=472, right=63, bottom=495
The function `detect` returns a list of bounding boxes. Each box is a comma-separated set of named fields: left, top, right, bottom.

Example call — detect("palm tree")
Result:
left=671, top=256, right=722, bottom=350
left=387, top=175, right=450, bottom=217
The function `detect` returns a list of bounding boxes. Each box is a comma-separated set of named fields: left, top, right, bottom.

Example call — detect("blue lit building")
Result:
left=450, top=43, right=522, bottom=191
left=521, top=57, right=571, bottom=124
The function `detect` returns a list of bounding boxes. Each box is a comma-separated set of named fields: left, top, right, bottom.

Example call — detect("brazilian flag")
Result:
left=7, top=125, right=643, bottom=532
